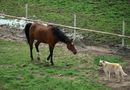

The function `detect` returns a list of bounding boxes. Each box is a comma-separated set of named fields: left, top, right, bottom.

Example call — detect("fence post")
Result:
left=122, top=19, right=125, bottom=47
left=73, top=14, right=76, bottom=41
left=25, top=4, right=28, bottom=18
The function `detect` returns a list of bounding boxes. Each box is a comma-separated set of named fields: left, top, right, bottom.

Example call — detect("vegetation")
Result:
left=0, top=39, right=128, bottom=90
left=0, top=1, right=129, bottom=89
left=0, top=0, right=130, bottom=45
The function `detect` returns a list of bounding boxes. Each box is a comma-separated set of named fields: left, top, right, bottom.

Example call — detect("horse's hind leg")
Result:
left=35, top=41, right=40, bottom=61
left=29, top=40, right=34, bottom=61
left=47, top=52, right=51, bottom=61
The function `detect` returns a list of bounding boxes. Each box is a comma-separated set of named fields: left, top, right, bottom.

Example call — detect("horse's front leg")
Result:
left=35, top=41, right=41, bottom=61
left=47, top=45, right=54, bottom=65
left=50, top=48, right=54, bottom=65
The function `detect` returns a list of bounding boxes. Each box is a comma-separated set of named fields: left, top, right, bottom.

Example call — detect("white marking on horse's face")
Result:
left=42, top=23, right=48, bottom=26
left=72, top=42, right=74, bottom=45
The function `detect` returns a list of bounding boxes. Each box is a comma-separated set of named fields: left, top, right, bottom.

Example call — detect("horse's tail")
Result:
left=24, top=23, right=32, bottom=43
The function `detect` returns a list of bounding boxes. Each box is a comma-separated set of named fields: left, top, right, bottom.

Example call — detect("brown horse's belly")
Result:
left=33, top=28, right=57, bottom=45
left=34, top=36, right=47, bottom=43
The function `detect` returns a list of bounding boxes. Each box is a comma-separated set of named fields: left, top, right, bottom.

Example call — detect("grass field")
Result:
left=0, top=0, right=130, bottom=45
left=0, top=39, right=128, bottom=90
left=0, top=0, right=130, bottom=32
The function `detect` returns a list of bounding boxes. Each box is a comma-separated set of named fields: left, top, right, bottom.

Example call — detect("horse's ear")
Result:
left=54, top=25, right=59, bottom=29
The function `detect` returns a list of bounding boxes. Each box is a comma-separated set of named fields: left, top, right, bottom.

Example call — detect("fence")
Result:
left=0, top=13, right=130, bottom=46
left=0, top=3, right=130, bottom=46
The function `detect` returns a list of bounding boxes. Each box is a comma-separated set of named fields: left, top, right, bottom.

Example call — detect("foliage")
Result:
left=94, top=54, right=128, bottom=66
left=0, top=0, right=130, bottom=45
left=0, top=39, right=112, bottom=90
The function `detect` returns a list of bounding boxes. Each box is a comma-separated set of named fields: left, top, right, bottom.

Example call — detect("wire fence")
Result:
left=0, top=3, right=130, bottom=47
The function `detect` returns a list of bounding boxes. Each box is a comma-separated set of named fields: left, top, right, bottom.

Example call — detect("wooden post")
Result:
left=122, top=19, right=125, bottom=47
left=73, top=14, right=76, bottom=41
left=25, top=4, right=28, bottom=18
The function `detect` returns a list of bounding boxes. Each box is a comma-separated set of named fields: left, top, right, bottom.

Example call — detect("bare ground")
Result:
left=0, top=26, right=130, bottom=90
left=0, top=25, right=25, bottom=42
left=78, top=45, right=130, bottom=90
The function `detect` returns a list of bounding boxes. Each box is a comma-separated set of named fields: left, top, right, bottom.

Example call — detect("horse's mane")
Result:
left=51, top=26, right=70, bottom=43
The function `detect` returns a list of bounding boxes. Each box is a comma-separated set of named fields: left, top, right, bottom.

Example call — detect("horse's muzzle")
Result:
left=73, top=51, right=77, bottom=54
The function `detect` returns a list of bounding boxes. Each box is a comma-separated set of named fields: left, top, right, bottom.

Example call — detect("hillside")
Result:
left=0, top=23, right=130, bottom=90
left=0, top=0, right=130, bottom=45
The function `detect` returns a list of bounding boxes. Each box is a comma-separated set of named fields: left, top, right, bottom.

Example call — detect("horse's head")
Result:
left=67, top=39, right=77, bottom=54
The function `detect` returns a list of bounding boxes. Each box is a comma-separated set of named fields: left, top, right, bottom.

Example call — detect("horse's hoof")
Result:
left=45, top=60, right=49, bottom=63
left=31, top=59, right=34, bottom=61
left=116, top=80, right=121, bottom=83
left=44, top=60, right=50, bottom=66
left=51, top=63, right=54, bottom=66
left=37, top=57, right=40, bottom=61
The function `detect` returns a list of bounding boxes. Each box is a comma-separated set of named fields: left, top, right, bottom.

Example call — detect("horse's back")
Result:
left=30, top=23, right=48, bottom=31
left=29, top=23, right=56, bottom=43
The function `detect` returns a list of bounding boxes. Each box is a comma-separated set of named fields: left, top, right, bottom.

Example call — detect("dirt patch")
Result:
left=98, top=59, right=130, bottom=90
left=99, top=69, right=130, bottom=90
left=0, top=25, right=25, bottom=42
left=0, top=64, right=16, bottom=68
left=75, top=44, right=130, bottom=90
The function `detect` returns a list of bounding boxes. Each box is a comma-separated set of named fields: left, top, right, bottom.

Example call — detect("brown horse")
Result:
left=24, top=23, right=77, bottom=65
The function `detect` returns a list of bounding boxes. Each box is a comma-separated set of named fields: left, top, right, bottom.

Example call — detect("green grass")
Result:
left=0, top=39, right=128, bottom=90
left=0, top=0, right=130, bottom=31
left=0, top=0, right=130, bottom=45
left=94, top=54, right=128, bottom=67
left=0, top=39, right=114, bottom=90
